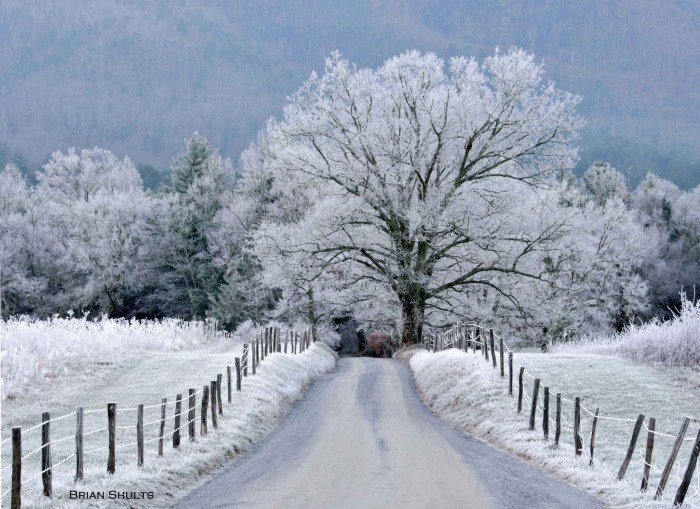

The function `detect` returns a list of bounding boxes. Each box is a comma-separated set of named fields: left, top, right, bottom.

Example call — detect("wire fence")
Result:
left=424, top=321, right=700, bottom=508
left=1, top=324, right=317, bottom=509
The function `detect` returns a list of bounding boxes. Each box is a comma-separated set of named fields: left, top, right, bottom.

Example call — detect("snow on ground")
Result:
left=1, top=315, right=231, bottom=400
left=0, top=323, right=337, bottom=508
left=553, top=295, right=700, bottom=368
left=410, top=348, right=700, bottom=508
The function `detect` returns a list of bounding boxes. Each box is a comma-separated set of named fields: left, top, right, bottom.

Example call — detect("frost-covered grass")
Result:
left=553, top=295, right=700, bottom=367
left=1, top=342, right=337, bottom=508
left=1, top=315, right=230, bottom=399
left=411, top=349, right=700, bottom=508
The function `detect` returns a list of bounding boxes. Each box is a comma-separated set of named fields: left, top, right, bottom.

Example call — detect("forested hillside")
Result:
left=1, top=0, right=699, bottom=187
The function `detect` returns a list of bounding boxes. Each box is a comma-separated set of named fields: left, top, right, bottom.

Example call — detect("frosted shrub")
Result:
left=554, top=294, right=700, bottom=366
left=0, top=315, right=230, bottom=399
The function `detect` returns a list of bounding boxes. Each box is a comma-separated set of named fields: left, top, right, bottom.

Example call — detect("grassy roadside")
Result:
left=1, top=342, right=337, bottom=508
left=410, top=349, right=700, bottom=509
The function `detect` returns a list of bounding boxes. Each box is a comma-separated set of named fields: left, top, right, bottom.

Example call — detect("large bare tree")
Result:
left=253, top=49, right=583, bottom=344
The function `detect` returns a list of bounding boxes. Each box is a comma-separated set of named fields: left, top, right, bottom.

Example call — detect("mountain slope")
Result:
left=1, top=0, right=698, bottom=186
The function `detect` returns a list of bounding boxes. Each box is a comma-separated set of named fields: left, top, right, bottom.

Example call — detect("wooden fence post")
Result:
left=252, top=342, right=257, bottom=375
left=76, top=406, right=84, bottom=480
left=41, top=412, right=51, bottom=498
left=654, top=416, right=690, bottom=500
left=508, top=352, right=513, bottom=395
left=574, top=397, right=582, bottom=456
left=641, top=417, right=655, bottom=492
left=471, top=325, right=476, bottom=353
left=173, top=394, right=182, bottom=449
left=482, top=328, right=488, bottom=360
left=188, top=389, right=196, bottom=442
left=618, top=414, right=645, bottom=480
left=210, top=381, right=218, bottom=429
left=216, top=374, right=223, bottom=416
left=529, top=379, right=540, bottom=431
left=201, top=385, right=209, bottom=436
left=107, top=403, right=116, bottom=473
left=137, top=404, right=144, bottom=467
left=499, top=336, right=504, bottom=377
left=235, top=358, right=241, bottom=391
left=11, top=427, right=21, bottom=509
left=674, top=427, right=700, bottom=506
left=555, top=393, right=561, bottom=445
left=542, top=387, right=550, bottom=439
left=589, top=407, right=599, bottom=466
left=490, top=329, right=496, bottom=368
left=574, top=396, right=583, bottom=456
left=227, top=367, right=232, bottom=403
left=243, top=343, right=248, bottom=376
left=517, top=367, right=524, bottom=413
left=284, top=330, right=289, bottom=353
left=158, top=398, right=167, bottom=456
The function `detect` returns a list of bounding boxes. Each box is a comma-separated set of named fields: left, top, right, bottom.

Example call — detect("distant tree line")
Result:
left=2, top=51, right=699, bottom=345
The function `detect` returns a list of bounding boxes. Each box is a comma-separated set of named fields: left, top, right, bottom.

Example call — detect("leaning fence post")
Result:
left=618, top=413, right=645, bottom=479
left=529, top=379, right=540, bottom=431
left=508, top=352, right=513, bottom=395
left=555, top=393, right=561, bottom=445
left=188, top=389, right=196, bottom=442
left=490, top=329, right=496, bottom=368
left=107, top=403, right=116, bottom=473
left=201, top=385, right=209, bottom=436
left=158, top=398, right=167, bottom=456
left=517, top=367, right=524, bottom=413
left=674, top=427, right=700, bottom=506
left=574, top=397, right=583, bottom=456
left=243, top=343, right=248, bottom=376
left=235, top=358, right=241, bottom=391
left=542, top=387, right=550, bottom=439
left=210, top=381, right=218, bottom=429
left=654, top=416, right=690, bottom=500
left=42, top=412, right=51, bottom=498
left=173, top=394, right=182, bottom=449
left=589, top=407, right=599, bottom=466
left=137, top=404, right=144, bottom=467
left=11, top=427, right=21, bottom=509
left=216, top=374, right=223, bottom=416
left=76, top=406, right=84, bottom=480
left=641, top=417, right=655, bottom=492
left=227, top=367, right=232, bottom=403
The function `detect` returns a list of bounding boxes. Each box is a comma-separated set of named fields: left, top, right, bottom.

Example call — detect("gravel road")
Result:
left=172, top=358, right=602, bottom=509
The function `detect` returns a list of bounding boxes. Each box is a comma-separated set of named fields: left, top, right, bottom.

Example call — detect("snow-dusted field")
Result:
left=0, top=317, right=337, bottom=508
left=1, top=315, right=232, bottom=400
left=411, top=349, right=700, bottom=509
left=553, top=295, right=700, bottom=367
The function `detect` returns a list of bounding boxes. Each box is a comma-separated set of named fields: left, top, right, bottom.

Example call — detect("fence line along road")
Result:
left=424, top=321, right=700, bottom=508
left=1, top=324, right=317, bottom=509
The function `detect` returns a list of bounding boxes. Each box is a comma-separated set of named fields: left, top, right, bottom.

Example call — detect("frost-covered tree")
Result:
left=144, top=133, right=231, bottom=319
left=251, top=49, right=584, bottom=344
left=0, top=165, right=53, bottom=316
left=583, top=162, right=630, bottom=207
left=34, top=148, right=150, bottom=316
left=630, top=173, right=700, bottom=317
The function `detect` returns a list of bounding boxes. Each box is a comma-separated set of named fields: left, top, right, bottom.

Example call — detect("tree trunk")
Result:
left=306, top=288, right=319, bottom=342
left=400, top=295, right=425, bottom=346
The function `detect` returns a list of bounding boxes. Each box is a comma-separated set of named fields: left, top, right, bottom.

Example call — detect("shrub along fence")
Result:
left=1, top=325, right=317, bottom=509
left=424, top=323, right=700, bottom=508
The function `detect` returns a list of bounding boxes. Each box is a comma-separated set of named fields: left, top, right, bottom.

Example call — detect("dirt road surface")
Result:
left=172, top=358, right=602, bottom=509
